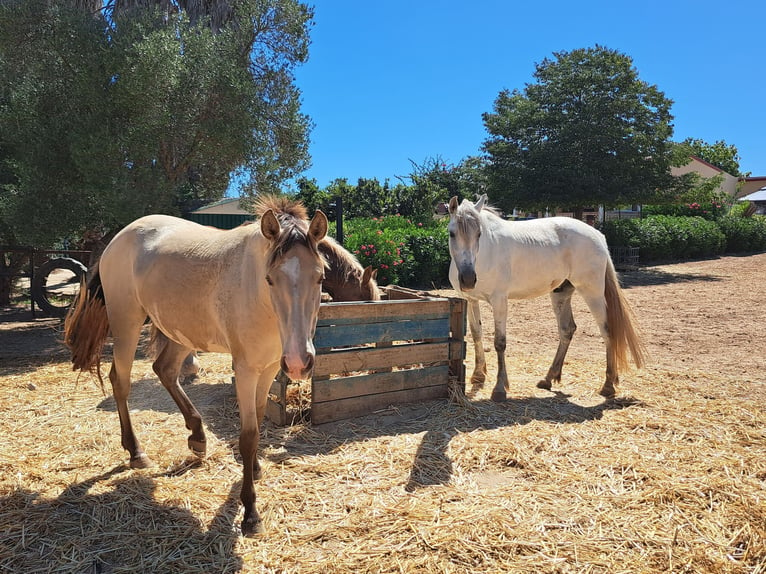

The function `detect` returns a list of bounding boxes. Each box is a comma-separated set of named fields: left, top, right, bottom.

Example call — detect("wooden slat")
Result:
left=312, top=365, right=449, bottom=403
left=313, top=317, right=450, bottom=348
left=318, top=298, right=450, bottom=324
left=311, top=384, right=450, bottom=425
left=313, top=341, right=462, bottom=378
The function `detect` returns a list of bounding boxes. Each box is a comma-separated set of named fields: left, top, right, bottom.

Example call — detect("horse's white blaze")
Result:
left=280, top=255, right=301, bottom=282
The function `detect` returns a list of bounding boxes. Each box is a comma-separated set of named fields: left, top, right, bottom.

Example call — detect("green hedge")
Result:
left=717, top=215, right=766, bottom=253
left=600, top=214, right=766, bottom=262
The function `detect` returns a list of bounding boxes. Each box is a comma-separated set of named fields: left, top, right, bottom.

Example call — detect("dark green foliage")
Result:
left=601, top=216, right=726, bottom=262
left=339, top=216, right=450, bottom=287
left=0, top=0, right=312, bottom=248
left=717, top=215, right=766, bottom=253
left=482, top=46, right=681, bottom=214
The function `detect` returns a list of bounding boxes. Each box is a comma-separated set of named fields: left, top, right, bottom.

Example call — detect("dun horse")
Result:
left=64, top=196, right=328, bottom=535
left=447, top=194, right=646, bottom=401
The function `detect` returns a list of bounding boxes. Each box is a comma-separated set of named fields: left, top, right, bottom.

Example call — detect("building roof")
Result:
left=738, top=187, right=766, bottom=202
left=190, top=197, right=250, bottom=215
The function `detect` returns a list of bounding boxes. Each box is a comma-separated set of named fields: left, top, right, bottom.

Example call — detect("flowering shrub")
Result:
left=338, top=215, right=450, bottom=287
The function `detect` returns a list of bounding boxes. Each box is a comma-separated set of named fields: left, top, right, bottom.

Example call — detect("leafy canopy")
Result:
left=482, top=45, right=686, bottom=214
left=0, top=0, right=312, bottom=247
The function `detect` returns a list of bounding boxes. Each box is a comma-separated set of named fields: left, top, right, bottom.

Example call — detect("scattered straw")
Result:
left=1, top=254, right=765, bottom=573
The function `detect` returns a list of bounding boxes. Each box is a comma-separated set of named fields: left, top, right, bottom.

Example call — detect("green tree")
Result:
left=482, top=45, right=685, bottom=215
left=678, top=138, right=743, bottom=177
left=0, top=0, right=312, bottom=249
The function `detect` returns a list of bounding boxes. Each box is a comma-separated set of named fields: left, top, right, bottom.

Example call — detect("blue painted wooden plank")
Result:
left=313, top=317, right=451, bottom=348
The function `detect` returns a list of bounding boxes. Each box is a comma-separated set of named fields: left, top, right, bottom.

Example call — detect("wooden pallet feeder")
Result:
left=266, top=286, right=466, bottom=425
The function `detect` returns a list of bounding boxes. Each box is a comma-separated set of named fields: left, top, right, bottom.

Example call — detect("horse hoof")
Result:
left=599, top=385, right=616, bottom=399
left=536, top=379, right=552, bottom=390
left=188, top=438, right=207, bottom=458
left=491, top=391, right=507, bottom=402
left=470, top=374, right=486, bottom=386
left=241, top=516, right=264, bottom=537
left=130, top=453, right=153, bottom=469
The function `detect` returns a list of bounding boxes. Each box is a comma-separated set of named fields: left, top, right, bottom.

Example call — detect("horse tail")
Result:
left=64, top=262, right=110, bottom=390
left=604, top=260, right=648, bottom=371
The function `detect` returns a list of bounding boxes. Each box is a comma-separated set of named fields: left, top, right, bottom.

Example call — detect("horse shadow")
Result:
left=94, top=376, right=641, bottom=502
left=619, top=267, right=723, bottom=288
left=272, top=389, right=643, bottom=493
left=0, top=466, right=243, bottom=572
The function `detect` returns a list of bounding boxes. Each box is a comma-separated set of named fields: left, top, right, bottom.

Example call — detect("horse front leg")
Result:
left=538, top=281, right=577, bottom=391
left=466, top=299, right=487, bottom=389
left=233, top=363, right=265, bottom=536
left=153, top=341, right=206, bottom=457
left=490, top=296, right=509, bottom=402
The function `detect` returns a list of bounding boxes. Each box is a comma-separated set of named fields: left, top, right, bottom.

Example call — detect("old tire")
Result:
left=31, top=257, right=87, bottom=317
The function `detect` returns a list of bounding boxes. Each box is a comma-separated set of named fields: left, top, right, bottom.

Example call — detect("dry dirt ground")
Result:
left=0, top=253, right=764, bottom=573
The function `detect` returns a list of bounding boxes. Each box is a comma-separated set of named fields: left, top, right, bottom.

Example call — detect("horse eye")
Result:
left=317, top=275, right=324, bottom=285
left=265, top=275, right=274, bottom=286
left=449, top=231, right=455, bottom=238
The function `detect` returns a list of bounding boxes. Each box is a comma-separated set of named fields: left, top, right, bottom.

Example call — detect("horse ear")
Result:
left=261, top=209, right=280, bottom=241
left=475, top=194, right=488, bottom=211
left=362, top=265, right=375, bottom=285
left=448, top=196, right=459, bottom=215
left=309, top=210, right=329, bottom=243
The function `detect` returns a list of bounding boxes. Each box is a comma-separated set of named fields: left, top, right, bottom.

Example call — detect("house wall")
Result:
left=670, top=156, right=739, bottom=196
left=738, top=177, right=766, bottom=199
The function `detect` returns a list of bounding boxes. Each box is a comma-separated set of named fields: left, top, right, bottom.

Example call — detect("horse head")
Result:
left=261, top=207, right=328, bottom=380
left=448, top=194, right=487, bottom=291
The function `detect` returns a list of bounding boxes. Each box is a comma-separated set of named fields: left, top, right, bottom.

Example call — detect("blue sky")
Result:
left=288, top=0, right=765, bottom=189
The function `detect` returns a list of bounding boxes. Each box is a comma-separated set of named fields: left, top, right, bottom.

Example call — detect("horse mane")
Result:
left=319, top=235, right=363, bottom=279
left=456, top=197, right=504, bottom=234
left=253, top=194, right=308, bottom=221
left=251, top=194, right=325, bottom=269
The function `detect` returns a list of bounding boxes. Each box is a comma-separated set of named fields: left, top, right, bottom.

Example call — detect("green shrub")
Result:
left=601, top=215, right=725, bottom=262
left=339, top=215, right=450, bottom=287
left=717, top=215, right=766, bottom=253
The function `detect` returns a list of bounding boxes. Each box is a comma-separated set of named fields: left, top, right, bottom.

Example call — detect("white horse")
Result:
left=65, top=196, right=328, bottom=535
left=447, top=195, right=646, bottom=401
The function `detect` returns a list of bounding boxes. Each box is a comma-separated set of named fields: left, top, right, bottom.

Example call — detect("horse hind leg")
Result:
left=538, top=281, right=577, bottom=391
left=152, top=337, right=207, bottom=457
left=109, top=321, right=152, bottom=468
left=578, top=288, right=617, bottom=398
left=180, top=351, right=201, bottom=385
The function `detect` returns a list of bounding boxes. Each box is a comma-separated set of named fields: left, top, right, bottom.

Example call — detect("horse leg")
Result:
left=466, top=299, right=487, bottom=387
left=579, top=289, right=617, bottom=398
left=538, top=281, right=577, bottom=391
left=253, top=363, right=281, bottom=480
left=180, top=351, right=200, bottom=385
left=152, top=339, right=206, bottom=457
left=489, top=296, right=509, bottom=402
left=232, top=362, right=266, bottom=536
left=109, top=320, right=152, bottom=468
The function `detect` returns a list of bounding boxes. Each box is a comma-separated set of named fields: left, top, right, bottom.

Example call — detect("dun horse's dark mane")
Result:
left=251, top=195, right=321, bottom=268
left=253, top=194, right=308, bottom=221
